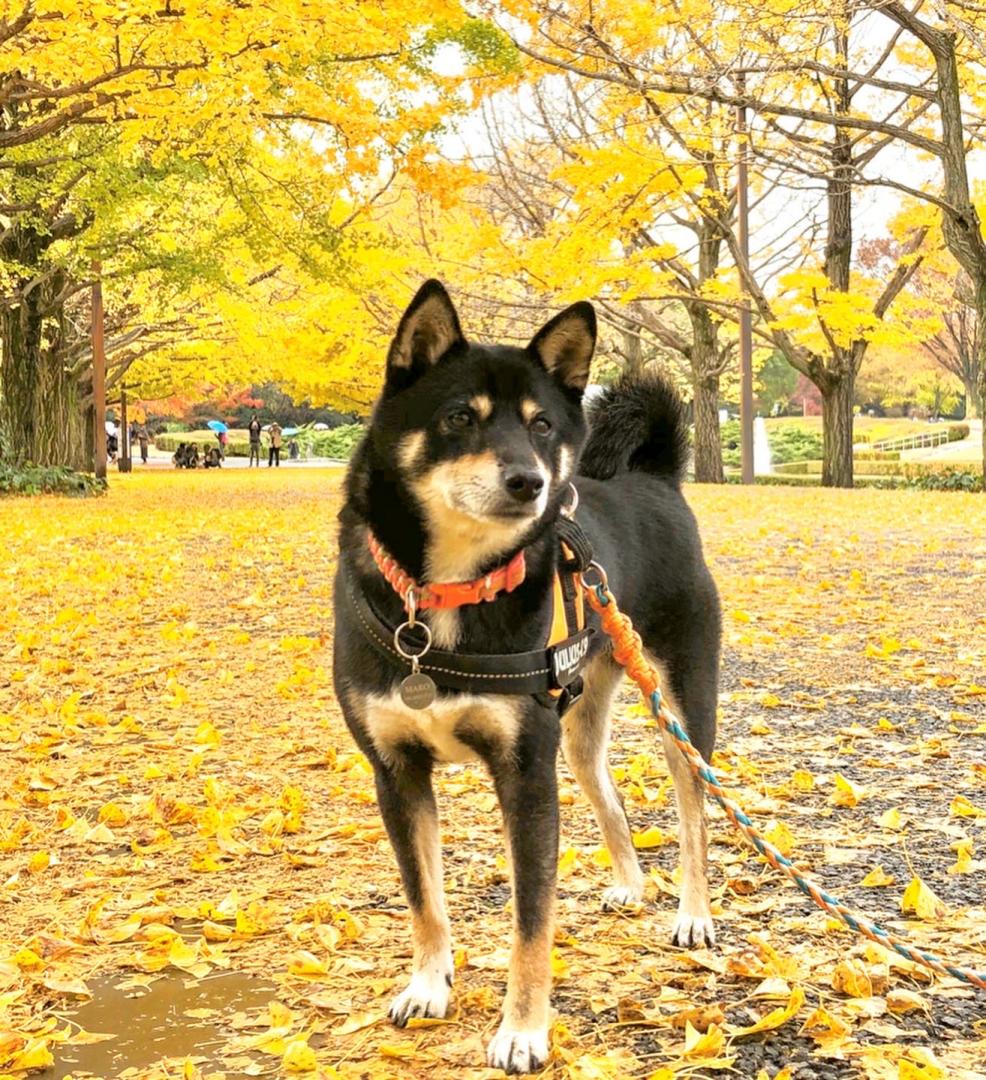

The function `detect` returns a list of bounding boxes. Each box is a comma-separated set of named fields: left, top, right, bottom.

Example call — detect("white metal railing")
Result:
left=870, top=429, right=949, bottom=453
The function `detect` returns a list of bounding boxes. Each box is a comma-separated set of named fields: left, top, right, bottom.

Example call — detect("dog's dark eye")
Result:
left=445, top=409, right=473, bottom=431
left=530, top=415, right=552, bottom=436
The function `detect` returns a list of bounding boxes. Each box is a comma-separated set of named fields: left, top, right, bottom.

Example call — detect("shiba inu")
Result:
left=332, top=281, right=721, bottom=1074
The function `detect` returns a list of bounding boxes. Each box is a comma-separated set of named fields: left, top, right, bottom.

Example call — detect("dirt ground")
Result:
left=1, top=470, right=984, bottom=1080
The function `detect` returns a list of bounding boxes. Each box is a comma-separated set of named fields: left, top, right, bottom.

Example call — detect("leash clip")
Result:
left=580, top=560, right=609, bottom=591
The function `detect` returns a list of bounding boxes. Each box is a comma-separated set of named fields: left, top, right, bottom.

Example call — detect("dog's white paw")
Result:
left=601, top=883, right=644, bottom=911
left=388, top=964, right=452, bottom=1028
left=671, top=906, right=715, bottom=948
left=487, top=1024, right=549, bottom=1075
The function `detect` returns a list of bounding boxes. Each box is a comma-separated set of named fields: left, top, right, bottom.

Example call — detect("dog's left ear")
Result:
left=385, top=280, right=465, bottom=395
left=528, top=302, right=596, bottom=392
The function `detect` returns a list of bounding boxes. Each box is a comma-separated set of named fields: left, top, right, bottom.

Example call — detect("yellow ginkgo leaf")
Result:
left=900, top=876, right=947, bottom=920
left=9, top=1037, right=54, bottom=1071
left=727, top=987, right=805, bottom=1036
left=632, top=826, right=668, bottom=849
left=682, top=1020, right=725, bottom=1057
left=949, top=795, right=985, bottom=818
left=791, top=769, right=814, bottom=792
left=764, top=820, right=796, bottom=857
left=282, top=1038, right=317, bottom=1073
left=829, top=774, right=864, bottom=808
left=860, top=866, right=895, bottom=887
left=831, top=959, right=872, bottom=998
left=948, top=838, right=974, bottom=875
left=287, top=950, right=328, bottom=977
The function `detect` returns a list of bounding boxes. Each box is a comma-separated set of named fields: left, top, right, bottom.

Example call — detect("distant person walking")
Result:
left=248, top=413, right=262, bottom=468
left=288, top=438, right=299, bottom=461
left=136, top=424, right=149, bottom=464
left=267, top=421, right=282, bottom=468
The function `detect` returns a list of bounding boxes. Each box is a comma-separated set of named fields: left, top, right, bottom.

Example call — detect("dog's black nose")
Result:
left=504, top=468, right=544, bottom=502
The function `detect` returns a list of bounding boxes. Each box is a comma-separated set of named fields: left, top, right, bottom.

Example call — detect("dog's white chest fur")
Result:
left=365, top=692, right=520, bottom=764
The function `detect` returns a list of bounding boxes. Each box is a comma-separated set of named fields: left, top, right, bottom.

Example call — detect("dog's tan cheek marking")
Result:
left=520, top=398, right=541, bottom=424
left=469, top=394, right=493, bottom=421
left=397, top=431, right=426, bottom=473
left=557, top=446, right=574, bottom=482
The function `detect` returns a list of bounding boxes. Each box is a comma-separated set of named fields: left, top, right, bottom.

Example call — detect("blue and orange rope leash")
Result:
left=580, top=562, right=986, bottom=992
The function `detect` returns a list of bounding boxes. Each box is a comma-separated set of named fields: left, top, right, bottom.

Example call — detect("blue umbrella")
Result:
left=281, top=427, right=300, bottom=437
left=206, top=420, right=228, bottom=433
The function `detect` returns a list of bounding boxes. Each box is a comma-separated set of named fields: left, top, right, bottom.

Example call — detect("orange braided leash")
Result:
left=582, top=570, right=986, bottom=992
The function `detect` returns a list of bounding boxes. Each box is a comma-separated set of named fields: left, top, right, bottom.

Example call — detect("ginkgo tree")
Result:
left=0, top=0, right=482, bottom=468
left=489, top=0, right=941, bottom=487
left=459, top=77, right=741, bottom=482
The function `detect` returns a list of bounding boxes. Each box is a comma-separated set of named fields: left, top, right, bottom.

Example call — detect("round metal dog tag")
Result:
left=400, top=672, right=436, bottom=710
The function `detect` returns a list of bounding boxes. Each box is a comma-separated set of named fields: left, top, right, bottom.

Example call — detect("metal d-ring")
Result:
left=394, top=619, right=432, bottom=661
left=560, top=482, right=579, bottom=518
left=579, top=559, right=609, bottom=592
left=404, top=586, right=417, bottom=628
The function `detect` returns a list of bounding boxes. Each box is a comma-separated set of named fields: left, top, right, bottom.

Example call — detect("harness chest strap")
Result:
left=345, top=579, right=591, bottom=697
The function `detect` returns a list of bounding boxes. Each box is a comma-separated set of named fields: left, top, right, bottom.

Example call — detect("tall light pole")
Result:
left=92, top=260, right=107, bottom=480
left=736, top=74, right=755, bottom=485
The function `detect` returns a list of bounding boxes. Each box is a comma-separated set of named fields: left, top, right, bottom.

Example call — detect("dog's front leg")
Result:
left=371, top=746, right=453, bottom=1026
left=483, top=713, right=560, bottom=1075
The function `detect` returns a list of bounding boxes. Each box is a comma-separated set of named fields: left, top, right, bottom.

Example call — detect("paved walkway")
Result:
left=902, top=419, right=982, bottom=464
left=120, top=451, right=346, bottom=470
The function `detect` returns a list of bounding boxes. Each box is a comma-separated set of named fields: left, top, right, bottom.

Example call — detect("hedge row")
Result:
left=0, top=464, right=106, bottom=497
left=155, top=433, right=253, bottom=456
left=774, top=458, right=978, bottom=478
left=723, top=468, right=981, bottom=491
left=155, top=424, right=365, bottom=460
left=852, top=450, right=900, bottom=461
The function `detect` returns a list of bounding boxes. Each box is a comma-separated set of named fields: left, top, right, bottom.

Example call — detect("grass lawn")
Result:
left=2, top=471, right=984, bottom=1079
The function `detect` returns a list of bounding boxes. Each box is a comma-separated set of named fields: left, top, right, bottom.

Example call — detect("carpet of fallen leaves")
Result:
left=1, top=469, right=985, bottom=1080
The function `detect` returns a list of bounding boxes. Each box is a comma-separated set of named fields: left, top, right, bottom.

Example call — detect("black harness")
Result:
left=345, top=517, right=595, bottom=714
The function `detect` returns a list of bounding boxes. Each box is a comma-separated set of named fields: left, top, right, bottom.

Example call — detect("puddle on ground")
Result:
left=42, top=970, right=278, bottom=1079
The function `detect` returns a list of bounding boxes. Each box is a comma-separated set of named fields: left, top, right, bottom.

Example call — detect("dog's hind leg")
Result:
left=655, top=647, right=718, bottom=948
left=470, top=709, right=560, bottom=1076
left=371, top=744, right=454, bottom=1026
left=561, top=653, right=644, bottom=909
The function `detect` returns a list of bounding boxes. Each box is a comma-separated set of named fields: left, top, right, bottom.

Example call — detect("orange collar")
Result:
left=367, top=533, right=527, bottom=611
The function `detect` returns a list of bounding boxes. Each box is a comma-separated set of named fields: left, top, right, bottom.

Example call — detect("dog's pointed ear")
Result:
left=385, top=280, right=465, bottom=394
left=528, top=302, right=596, bottom=392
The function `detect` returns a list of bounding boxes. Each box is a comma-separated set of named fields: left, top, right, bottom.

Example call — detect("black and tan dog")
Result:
left=332, top=281, right=720, bottom=1074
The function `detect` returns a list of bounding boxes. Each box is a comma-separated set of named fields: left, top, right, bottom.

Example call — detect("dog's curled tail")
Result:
left=578, top=371, right=689, bottom=484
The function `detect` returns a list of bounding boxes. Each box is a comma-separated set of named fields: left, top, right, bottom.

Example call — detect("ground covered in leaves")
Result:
left=1, top=470, right=984, bottom=1080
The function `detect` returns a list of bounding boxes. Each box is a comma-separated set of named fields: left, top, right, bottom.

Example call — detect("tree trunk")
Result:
left=692, top=373, right=724, bottom=483
left=820, top=374, right=855, bottom=488
left=687, top=302, right=725, bottom=484
left=0, top=300, right=91, bottom=470
left=961, top=377, right=979, bottom=419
